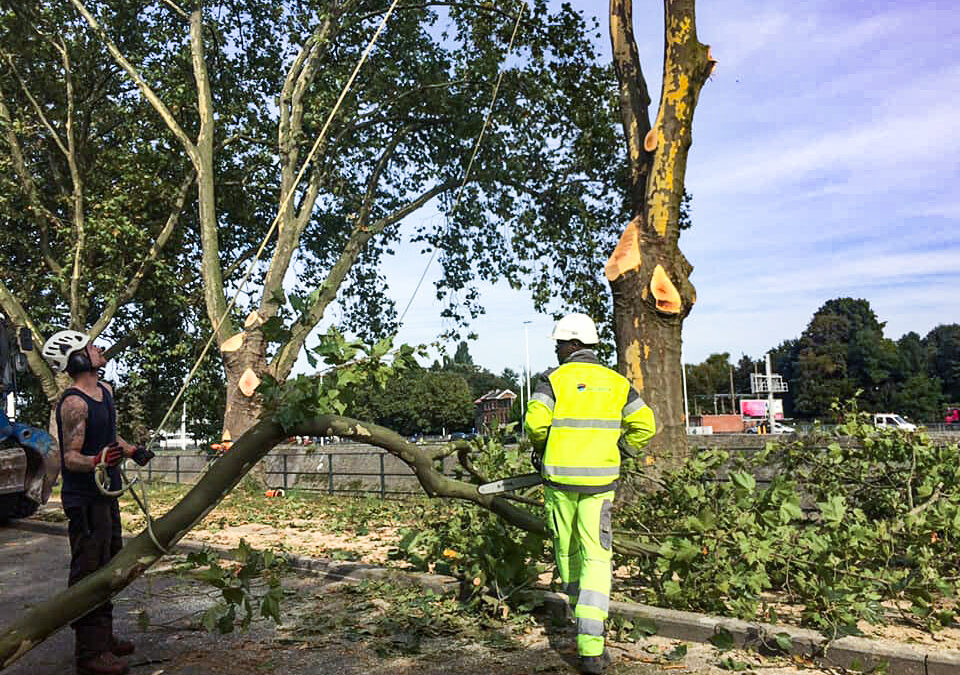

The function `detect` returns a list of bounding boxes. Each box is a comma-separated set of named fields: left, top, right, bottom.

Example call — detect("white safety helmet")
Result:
left=41, top=329, right=90, bottom=373
left=550, top=313, right=599, bottom=345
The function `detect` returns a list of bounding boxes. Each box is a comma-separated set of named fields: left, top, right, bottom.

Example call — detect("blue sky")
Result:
left=317, top=0, right=960, bottom=378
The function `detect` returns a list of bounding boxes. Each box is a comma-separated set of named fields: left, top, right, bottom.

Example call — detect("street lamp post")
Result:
left=523, top=321, right=532, bottom=404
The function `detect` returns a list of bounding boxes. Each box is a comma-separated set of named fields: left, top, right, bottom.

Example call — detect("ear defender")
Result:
left=65, top=349, right=93, bottom=376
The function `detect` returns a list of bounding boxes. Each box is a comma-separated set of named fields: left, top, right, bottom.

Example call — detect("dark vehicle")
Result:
left=0, top=316, right=57, bottom=522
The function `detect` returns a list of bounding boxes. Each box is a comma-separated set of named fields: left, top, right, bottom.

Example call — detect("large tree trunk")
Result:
left=219, top=322, right=268, bottom=443
left=607, top=0, right=713, bottom=468
left=217, top=320, right=270, bottom=486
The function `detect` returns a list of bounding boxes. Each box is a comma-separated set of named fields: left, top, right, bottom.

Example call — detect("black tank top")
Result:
left=56, top=383, right=119, bottom=506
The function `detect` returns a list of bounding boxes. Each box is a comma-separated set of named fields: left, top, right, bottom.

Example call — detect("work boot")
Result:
left=578, top=650, right=611, bottom=674
left=76, top=651, right=129, bottom=675
left=110, top=636, right=135, bottom=657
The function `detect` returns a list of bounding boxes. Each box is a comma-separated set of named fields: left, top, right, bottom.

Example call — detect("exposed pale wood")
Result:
left=608, top=0, right=712, bottom=468
left=243, top=311, right=263, bottom=328
left=219, top=332, right=245, bottom=353
left=238, top=368, right=261, bottom=397
left=650, top=264, right=682, bottom=314
left=605, top=217, right=642, bottom=281
left=643, top=128, right=658, bottom=152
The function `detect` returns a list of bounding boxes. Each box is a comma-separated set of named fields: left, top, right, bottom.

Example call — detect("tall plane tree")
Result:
left=605, top=0, right=714, bottom=461
left=1, top=0, right=619, bottom=443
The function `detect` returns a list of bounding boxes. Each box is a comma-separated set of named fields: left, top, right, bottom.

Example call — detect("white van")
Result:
left=873, top=414, right=917, bottom=431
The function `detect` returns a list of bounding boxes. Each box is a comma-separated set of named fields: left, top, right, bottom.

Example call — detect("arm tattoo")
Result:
left=60, top=396, right=91, bottom=472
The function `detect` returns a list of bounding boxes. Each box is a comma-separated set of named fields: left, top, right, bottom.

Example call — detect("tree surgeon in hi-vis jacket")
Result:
left=524, top=313, right=656, bottom=675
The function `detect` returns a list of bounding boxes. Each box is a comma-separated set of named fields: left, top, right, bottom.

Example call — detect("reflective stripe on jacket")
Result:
left=524, top=349, right=656, bottom=493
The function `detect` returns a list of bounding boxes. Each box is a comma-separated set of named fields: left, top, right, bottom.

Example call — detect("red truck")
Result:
left=947, top=409, right=960, bottom=425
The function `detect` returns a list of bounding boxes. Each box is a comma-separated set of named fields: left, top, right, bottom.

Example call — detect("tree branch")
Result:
left=643, top=0, right=713, bottom=242
left=0, top=413, right=540, bottom=668
left=264, top=18, right=338, bottom=321
left=269, top=177, right=459, bottom=380
left=53, top=37, right=88, bottom=330
left=0, top=280, right=58, bottom=402
left=188, top=10, right=230, bottom=344
left=68, top=0, right=200, bottom=166
left=0, top=96, right=65, bottom=279
left=88, top=169, right=196, bottom=338
left=609, top=0, right=654, bottom=214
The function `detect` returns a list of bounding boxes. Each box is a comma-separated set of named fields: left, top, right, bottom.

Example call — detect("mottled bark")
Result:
left=607, top=0, right=713, bottom=467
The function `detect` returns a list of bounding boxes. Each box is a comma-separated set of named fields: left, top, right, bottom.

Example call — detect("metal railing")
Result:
left=144, top=446, right=445, bottom=498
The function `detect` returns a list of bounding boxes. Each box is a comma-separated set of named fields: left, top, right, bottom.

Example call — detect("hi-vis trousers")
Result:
left=544, top=486, right=614, bottom=657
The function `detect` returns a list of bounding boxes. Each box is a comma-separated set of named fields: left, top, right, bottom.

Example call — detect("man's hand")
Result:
left=530, top=447, right=544, bottom=473
left=116, top=439, right=137, bottom=458
left=92, top=443, right=123, bottom=468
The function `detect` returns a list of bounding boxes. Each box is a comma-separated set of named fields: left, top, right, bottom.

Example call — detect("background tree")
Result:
left=683, top=352, right=735, bottom=415
left=925, top=324, right=960, bottom=404
left=743, top=300, right=950, bottom=421
left=436, top=342, right=520, bottom=400
left=348, top=365, right=475, bottom=436
left=0, top=2, right=199, bottom=421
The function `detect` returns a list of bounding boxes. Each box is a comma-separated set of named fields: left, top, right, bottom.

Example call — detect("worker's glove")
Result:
left=618, top=436, right=637, bottom=459
left=131, top=444, right=155, bottom=466
left=93, top=444, right=123, bottom=468
left=530, top=448, right=543, bottom=473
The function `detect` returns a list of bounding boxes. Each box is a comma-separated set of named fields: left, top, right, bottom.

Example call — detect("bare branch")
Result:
left=0, top=280, right=58, bottom=402
left=68, top=0, right=199, bottom=166
left=609, top=0, right=654, bottom=213
left=88, top=169, right=196, bottom=338
left=158, top=0, right=189, bottom=20
left=55, top=36, right=88, bottom=330
left=356, top=125, right=413, bottom=226
left=269, top=177, right=459, bottom=380
left=1, top=53, right=69, bottom=158
left=0, top=96, right=65, bottom=278
left=188, top=9, right=230, bottom=343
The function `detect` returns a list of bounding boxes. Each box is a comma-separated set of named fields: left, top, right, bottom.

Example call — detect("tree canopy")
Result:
left=685, top=298, right=955, bottom=421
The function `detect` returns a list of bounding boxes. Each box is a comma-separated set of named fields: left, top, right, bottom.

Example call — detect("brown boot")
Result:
left=110, top=636, right=135, bottom=657
left=77, top=651, right=129, bottom=675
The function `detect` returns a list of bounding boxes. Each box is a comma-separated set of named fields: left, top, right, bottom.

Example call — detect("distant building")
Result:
left=474, top=389, right=517, bottom=431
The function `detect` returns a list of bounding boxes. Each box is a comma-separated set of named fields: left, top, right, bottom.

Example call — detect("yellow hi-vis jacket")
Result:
left=524, top=349, right=656, bottom=493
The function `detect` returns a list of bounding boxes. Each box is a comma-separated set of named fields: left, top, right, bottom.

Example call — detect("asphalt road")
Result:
left=0, top=524, right=675, bottom=675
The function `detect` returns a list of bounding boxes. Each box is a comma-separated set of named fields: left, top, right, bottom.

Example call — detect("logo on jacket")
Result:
left=576, top=383, right=611, bottom=393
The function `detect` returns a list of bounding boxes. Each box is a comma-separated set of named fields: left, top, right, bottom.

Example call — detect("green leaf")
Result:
left=717, top=656, right=751, bottom=671
left=709, top=629, right=735, bottom=651
left=665, top=643, right=688, bottom=661
left=632, top=617, right=658, bottom=637
left=730, top=471, right=756, bottom=492
left=774, top=632, right=793, bottom=652
left=779, top=500, right=803, bottom=523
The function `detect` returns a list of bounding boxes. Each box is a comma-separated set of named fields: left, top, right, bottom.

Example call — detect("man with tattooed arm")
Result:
left=42, top=330, right=148, bottom=675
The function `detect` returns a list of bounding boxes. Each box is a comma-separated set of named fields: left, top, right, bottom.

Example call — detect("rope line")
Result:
left=112, top=0, right=405, bottom=536
left=397, top=2, right=526, bottom=324
left=112, top=2, right=526, bottom=543
left=149, top=0, right=404, bottom=446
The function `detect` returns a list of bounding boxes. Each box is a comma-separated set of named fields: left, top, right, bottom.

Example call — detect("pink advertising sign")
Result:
left=740, top=399, right=784, bottom=419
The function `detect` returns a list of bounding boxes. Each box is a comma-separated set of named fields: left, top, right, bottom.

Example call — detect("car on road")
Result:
left=746, top=421, right=796, bottom=434
left=873, top=413, right=917, bottom=431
